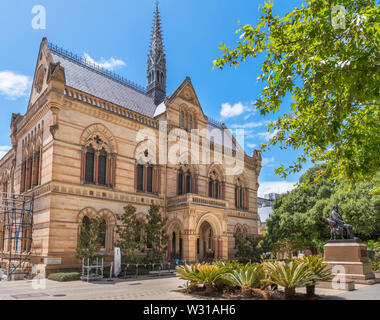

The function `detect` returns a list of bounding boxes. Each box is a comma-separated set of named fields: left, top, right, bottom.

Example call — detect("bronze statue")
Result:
left=327, top=204, right=354, bottom=240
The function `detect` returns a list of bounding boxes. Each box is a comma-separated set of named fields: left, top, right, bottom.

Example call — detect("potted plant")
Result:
left=298, top=255, right=332, bottom=296
left=263, top=260, right=316, bottom=299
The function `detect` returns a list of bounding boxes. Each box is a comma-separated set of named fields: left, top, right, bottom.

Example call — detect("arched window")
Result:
left=180, top=111, right=185, bottom=129
left=33, top=151, right=40, bottom=186
left=161, top=72, right=164, bottom=84
left=208, top=171, right=221, bottom=199
left=156, top=71, right=160, bottom=83
left=137, top=164, right=144, bottom=192
left=215, top=180, right=220, bottom=199
left=147, top=165, right=153, bottom=193
left=148, top=73, right=152, bottom=84
left=185, top=172, right=191, bottom=194
left=98, top=148, right=107, bottom=185
left=79, top=216, right=108, bottom=250
left=208, top=179, right=213, bottom=198
left=188, top=114, right=193, bottom=131
left=178, top=169, right=184, bottom=195
left=235, top=179, right=248, bottom=210
left=98, top=218, right=107, bottom=248
left=85, top=144, right=95, bottom=183
left=235, top=185, right=239, bottom=208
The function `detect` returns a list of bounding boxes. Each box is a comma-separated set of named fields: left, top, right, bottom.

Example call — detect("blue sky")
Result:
left=0, top=0, right=312, bottom=196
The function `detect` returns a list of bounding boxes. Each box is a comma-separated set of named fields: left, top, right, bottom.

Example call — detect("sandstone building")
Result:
left=0, top=4, right=261, bottom=273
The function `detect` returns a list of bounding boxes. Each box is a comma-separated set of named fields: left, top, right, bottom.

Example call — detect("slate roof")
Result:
left=49, top=45, right=158, bottom=118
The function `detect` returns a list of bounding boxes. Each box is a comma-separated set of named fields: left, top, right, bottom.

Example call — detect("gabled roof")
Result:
left=48, top=43, right=158, bottom=118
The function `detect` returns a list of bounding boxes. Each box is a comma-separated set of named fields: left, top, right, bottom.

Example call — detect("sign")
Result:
left=114, top=247, right=121, bottom=277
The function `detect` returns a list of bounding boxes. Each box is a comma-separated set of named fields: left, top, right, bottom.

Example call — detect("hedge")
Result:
left=48, top=272, right=81, bottom=282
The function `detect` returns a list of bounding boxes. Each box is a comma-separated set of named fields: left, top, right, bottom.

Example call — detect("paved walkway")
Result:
left=0, top=275, right=379, bottom=300
left=321, top=283, right=380, bottom=300
left=0, top=275, right=195, bottom=300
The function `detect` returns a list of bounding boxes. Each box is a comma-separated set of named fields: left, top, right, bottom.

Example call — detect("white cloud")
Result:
left=258, top=181, right=296, bottom=197
left=220, top=101, right=255, bottom=119
left=256, top=129, right=279, bottom=141
left=0, top=146, right=11, bottom=159
left=83, top=53, right=126, bottom=71
left=246, top=143, right=258, bottom=149
left=231, top=121, right=269, bottom=129
left=261, top=157, right=275, bottom=166
left=0, top=71, right=31, bottom=100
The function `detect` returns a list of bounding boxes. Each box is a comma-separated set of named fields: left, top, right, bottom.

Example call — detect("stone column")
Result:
left=182, top=233, right=197, bottom=262
left=221, top=235, right=228, bottom=260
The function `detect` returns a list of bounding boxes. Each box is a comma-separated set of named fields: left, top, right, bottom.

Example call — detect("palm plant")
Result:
left=297, top=255, right=332, bottom=295
left=176, top=263, right=200, bottom=285
left=223, top=264, right=268, bottom=299
left=263, top=260, right=316, bottom=299
left=176, top=264, right=226, bottom=293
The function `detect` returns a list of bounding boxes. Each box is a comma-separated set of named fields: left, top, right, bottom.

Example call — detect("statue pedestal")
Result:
left=324, top=239, right=377, bottom=284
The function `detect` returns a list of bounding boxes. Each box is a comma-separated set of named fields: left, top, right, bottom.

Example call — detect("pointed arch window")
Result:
left=208, top=179, right=213, bottom=198
left=98, top=148, right=107, bottom=186
left=85, top=144, right=95, bottom=184
left=147, top=165, right=153, bottom=193
left=208, top=171, right=222, bottom=199
left=188, top=114, right=193, bottom=131
left=185, top=172, right=191, bottom=194
left=235, top=179, right=248, bottom=210
left=178, top=169, right=184, bottom=195
left=137, top=164, right=144, bottom=192
left=180, top=111, right=185, bottom=129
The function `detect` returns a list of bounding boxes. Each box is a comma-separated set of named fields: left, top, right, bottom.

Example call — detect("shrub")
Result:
left=296, top=255, right=332, bottom=296
left=176, top=264, right=226, bottom=293
left=223, top=264, right=267, bottom=298
left=263, top=260, right=316, bottom=299
left=48, top=272, right=81, bottom=282
left=297, top=255, right=332, bottom=284
left=213, top=260, right=245, bottom=270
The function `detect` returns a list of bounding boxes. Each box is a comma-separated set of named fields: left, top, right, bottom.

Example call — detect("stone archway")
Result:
left=167, top=218, right=183, bottom=260
left=197, top=221, right=215, bottom=260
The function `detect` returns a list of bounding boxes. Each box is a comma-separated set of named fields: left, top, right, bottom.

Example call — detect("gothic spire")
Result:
left=147, top=0, right=166, bottom=105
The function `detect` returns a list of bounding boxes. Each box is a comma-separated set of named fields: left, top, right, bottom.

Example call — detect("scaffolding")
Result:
left=0, top=192, right=34, bottom=279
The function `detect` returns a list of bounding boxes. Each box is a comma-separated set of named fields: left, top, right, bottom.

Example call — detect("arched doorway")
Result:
left=167, top=221, right=183, bottom=260
left=197, top=221, right=215, bottom=261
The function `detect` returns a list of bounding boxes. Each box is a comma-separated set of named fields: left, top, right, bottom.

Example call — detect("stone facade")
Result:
left=0, top=8, right=261, bottom=274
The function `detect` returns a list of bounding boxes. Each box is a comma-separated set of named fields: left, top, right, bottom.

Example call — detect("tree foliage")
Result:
left=76, top=217, right=106, bottom=261
left=266, top=165, right=380, bottom=253
left=145, top=205, right=169, bottom=263
left=115, top=204, right=144, bottom=263
left=234, top=230, right=271, bottom=261
left=214, top=0, right=379, bottom=184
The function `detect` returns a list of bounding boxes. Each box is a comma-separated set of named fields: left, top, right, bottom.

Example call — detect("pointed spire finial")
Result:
left=147, top=0, right=166, bottom=105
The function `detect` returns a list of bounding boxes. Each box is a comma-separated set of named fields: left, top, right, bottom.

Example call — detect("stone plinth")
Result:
left=324, top=239, right=376, bottom=284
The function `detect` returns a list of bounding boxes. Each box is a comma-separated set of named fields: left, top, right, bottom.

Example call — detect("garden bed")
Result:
left=176, top=286, right=320, bottom=300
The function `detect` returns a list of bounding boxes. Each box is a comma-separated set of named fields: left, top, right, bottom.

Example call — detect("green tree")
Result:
left=115, top=205, right=144, bottom=263
left=145, top=205, right=169, bottom=263
left=214, top=0, right=379, bottom=185
left=76, top=217, right=105, bottom=262
left=234, top=230, right=270, bottom=262
left=266, top=165, right=380, bottom=253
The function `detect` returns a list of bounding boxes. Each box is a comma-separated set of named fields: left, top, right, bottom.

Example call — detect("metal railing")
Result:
left=48, top=43, right=147, bottom=93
